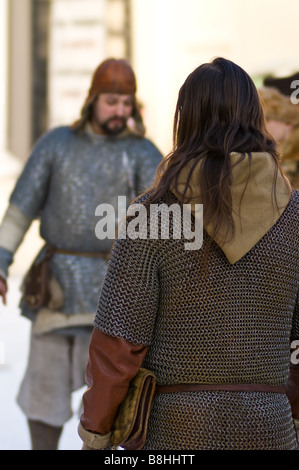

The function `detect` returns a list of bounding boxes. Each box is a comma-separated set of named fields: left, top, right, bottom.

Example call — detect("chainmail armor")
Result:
left=5, top=126, right=161, bottom=321
left=95, top=190, right=299, bottom=450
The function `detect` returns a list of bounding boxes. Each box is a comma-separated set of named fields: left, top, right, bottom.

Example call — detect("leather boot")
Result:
left=28, top=419, right=63, bottom=450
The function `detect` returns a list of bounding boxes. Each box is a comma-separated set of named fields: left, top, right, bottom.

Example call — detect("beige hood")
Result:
left=170, top=152, right=291, bottom=264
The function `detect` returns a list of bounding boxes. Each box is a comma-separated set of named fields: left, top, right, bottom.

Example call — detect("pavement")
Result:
left=0, top=151, right=83, bottom=450
left=0, top=275, right=84, bottom=450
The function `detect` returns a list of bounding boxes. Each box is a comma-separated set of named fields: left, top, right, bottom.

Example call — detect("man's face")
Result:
left=91, top=93, right=134, bottom=135
left=266, top=119, right=293, bottom=144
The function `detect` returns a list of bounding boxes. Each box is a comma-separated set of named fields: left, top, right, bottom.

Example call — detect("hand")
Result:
left=0, top=277, right=7, bottom=305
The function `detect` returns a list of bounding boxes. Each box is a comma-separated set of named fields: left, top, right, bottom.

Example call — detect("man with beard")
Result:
left=0, top=58, right=162, bottom=450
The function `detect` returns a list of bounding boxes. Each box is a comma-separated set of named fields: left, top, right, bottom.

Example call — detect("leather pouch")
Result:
left=23, top=246, right=54, bottom=310
left=111, top=368, right=156, bottom=450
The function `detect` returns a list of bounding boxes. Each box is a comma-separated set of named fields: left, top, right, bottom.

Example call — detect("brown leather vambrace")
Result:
left=80, top=328, right=148, bottom=435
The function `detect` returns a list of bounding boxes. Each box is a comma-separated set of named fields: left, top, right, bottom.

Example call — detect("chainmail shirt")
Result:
left=94, top=190, right=299, bottom=450
left=0, top=126, right=162, bottom=323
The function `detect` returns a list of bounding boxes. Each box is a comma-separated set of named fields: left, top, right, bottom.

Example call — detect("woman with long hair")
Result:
left=79, top=57, right=299, bottom=450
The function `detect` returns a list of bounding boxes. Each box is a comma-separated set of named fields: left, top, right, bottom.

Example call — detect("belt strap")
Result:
left=46, top=245, right=109, bottom=259
left=156, top=383, right=286, bottom=394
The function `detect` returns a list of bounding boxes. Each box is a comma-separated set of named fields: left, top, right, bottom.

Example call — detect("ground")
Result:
left=0, top=154, right=83, bottom=450
left=0, top=275, right=84, bottom=450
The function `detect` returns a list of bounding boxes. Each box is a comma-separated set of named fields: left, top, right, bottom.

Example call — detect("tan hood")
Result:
left=170, top=152, right=291, bottom=264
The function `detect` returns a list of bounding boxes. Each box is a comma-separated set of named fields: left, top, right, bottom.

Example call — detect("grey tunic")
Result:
left=94, top=190, right=299, bottom=450
left=0, top=126, right=162, bottom=325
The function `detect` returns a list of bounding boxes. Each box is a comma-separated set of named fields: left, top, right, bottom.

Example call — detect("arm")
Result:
left=9, top=128, right=57, bottom=219
left=0, top=204, right=33, bottom=259
left=0, top=204, right=32, bottom=305
left=134, top=139, right=163, bottom=195
left=286, top=291, right=299, bottom=418
left=0, top=277, right=7, bottom=305
left=78, top=229, right=160, bottom=449
left=79, top=328, right=148, bottom=449
left=0, top=128, right=59, bottom=303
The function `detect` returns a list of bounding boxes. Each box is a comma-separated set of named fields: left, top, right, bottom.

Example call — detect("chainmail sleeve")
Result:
left=9, top=127, right=62, bottom=219
left=94, top=234, right=161, bottom=346
left=291, top=291, right=299, bottom=339
left=132, top=139, right=162, bottom=194
left=0, top=130, right=58, bottom=279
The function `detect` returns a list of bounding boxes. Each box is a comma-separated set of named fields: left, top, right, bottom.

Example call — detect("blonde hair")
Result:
left=259, top=86, right=299, bottom=161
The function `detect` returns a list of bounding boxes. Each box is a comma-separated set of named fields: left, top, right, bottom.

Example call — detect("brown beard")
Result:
left=100, top=117, right=127, bottom=135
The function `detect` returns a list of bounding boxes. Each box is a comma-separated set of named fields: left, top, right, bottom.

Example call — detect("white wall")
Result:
left=8, top=0, right=32, bottom=161
left=131, top=0, right=299, bottom=155
left=48, top=0, right=108, bottom=128
left=0, top=0, right=8, bottom=153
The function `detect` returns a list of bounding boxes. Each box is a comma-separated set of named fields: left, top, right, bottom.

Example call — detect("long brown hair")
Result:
left=70, top=94, right=145, bottom=136
left=146, top=57, right=285, bottom=242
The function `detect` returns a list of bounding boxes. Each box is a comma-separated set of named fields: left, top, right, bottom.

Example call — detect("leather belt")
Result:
left=155, top=383, right=286, bottom=394
left=47, top=245, right=109, bottom=259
